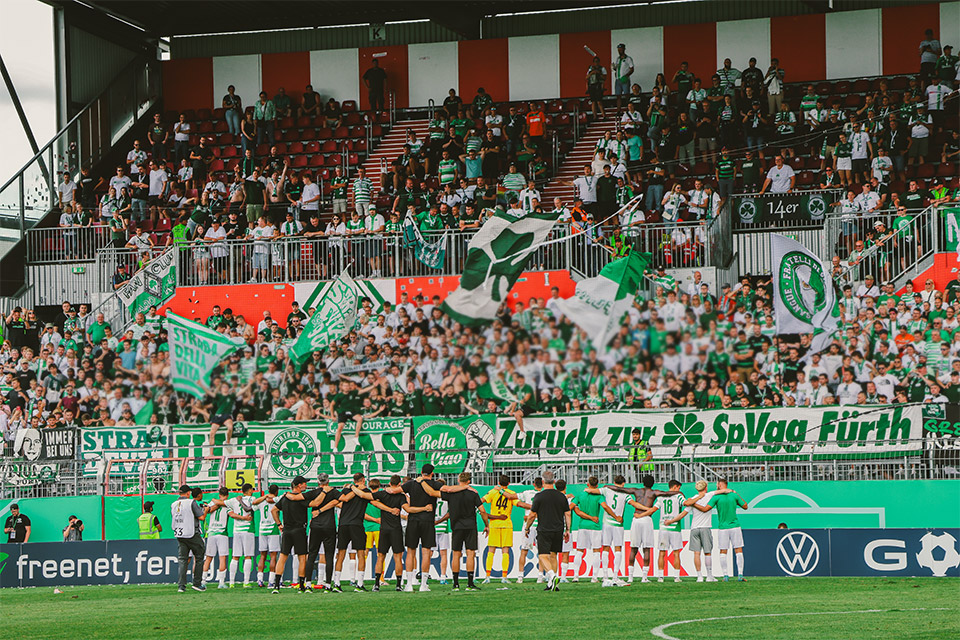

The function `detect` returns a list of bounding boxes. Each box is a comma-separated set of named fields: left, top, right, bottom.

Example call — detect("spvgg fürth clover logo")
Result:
left=662, top=413, right=705, bottom=457
left=269, top=429, right=316, bottom=477
left=778, top=251, right=826, bottom=323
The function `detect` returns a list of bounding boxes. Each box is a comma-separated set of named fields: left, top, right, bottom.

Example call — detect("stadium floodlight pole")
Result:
left=480, top=195, right=643, bottom=289
left=0, top=52, right=50, bottom=187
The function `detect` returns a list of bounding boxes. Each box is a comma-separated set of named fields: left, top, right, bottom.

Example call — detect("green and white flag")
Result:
left=555, top=251, right=650, bottom=348
left=289, top=273, right=359, bottom=366
left=441, top=209, right=559, bottom=325
left=167, top=311, right=243, bottom=398
left=477, top=376, right=518, bottom=404
left=771, top=234, right=841, bottom=352
left=116, top=248, right=177, bottom=316
left=403, top=213, right=447, bottom=269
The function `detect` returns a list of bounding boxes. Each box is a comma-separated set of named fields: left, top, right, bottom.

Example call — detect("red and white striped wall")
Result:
left=162, top=2, right=959, bottom=113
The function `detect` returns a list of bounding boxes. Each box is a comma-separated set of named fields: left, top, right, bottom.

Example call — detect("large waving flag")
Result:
left=555, top=251, right=650, bottom=348
left=441, top=209, right=559, bottom=325
left=167, top=311, right=243, bottom=398
left=116, top=248, right=177, bottom=316
left=770, top=234, right=841, bottom=352
left=289, top=273, right=359, bottom=366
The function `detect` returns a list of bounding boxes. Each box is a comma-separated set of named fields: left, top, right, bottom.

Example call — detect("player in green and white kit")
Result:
left=515, top=477, right=543, bottom=584
left=572, top=476, right=605, bottom=584
left=202, top=487, right=233, bottom=588
left=693, top=478, right=748, bottom=581
left=253, top=484, right=280, bottom=587
left=653, top=480, right=686, bottom=582
left=434, top=495, right=451, bottom=584
left=599, top=475, right=629, bottom=587
left=227, top=483, right=256, bottom=587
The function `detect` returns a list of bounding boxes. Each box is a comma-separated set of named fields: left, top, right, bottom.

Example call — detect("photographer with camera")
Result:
left=63, top=515, right=84, bottom=542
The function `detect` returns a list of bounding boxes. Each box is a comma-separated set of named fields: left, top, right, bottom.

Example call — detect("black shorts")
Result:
left=148, top=196, right=163, bottom=207
left=337, top=411, right=355, bottom=424
left=537, top=530, right=564, bottom=554
left=852, top=158, right=869, bottom=174
left=378, top=527, right=404, bottom=555
left=404, top=518, right=437, bottom=549
left=337, top=524, right=365, bottom=551
left=211, top=413, right=233, bottom=426
left=452, top=528, right=478, bottom=552
left=281, top=527, right=308, bottom=555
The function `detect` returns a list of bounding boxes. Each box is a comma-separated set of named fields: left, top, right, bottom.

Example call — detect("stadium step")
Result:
left=354, top=119, right=430, bottom=197
left=540, top=117, right=621, bottom=206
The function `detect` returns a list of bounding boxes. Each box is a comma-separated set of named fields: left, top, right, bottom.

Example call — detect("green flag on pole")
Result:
left=440, top=209, right=559, bottom=326
left=554, top=251, right=650, bottom=348
left=289, top=273, right=359, bottom=366
left=167, top=311, right=243, bottom=398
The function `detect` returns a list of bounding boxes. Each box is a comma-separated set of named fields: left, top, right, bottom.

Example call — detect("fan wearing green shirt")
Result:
left=691, top=478, right=748, bottom=581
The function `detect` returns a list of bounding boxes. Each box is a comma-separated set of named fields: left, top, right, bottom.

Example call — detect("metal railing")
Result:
left=27, top=221, right=114, bottom=263
left=735, top=227, right=825, bottom=276
left=0, top=57, right=160, bottom=238
left=823, top=205, right=937, bottom=287
left=56, top=435, right=960, bottom=500
left=0, top=459, right=97, bottom=500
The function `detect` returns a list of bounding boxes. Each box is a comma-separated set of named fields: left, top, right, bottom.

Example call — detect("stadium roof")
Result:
left=57, top=0, right=666, bottom=39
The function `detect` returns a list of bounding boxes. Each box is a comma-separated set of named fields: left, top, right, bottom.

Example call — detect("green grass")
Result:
left=1, top=578, right=957, bottom=639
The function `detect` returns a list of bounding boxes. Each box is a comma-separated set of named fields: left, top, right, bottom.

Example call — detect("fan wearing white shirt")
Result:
left=759, top=156, right=795, bottom=194
left=561, top=166, right=599, bottom=214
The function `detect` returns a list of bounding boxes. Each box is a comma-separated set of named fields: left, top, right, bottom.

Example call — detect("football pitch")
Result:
left=2, top=578, right=957, bottom=639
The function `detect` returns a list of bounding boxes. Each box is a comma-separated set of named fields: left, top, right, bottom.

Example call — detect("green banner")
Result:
left=943, top=207, right=960, bottom=251
left=115, top=249, right=177, bottom=315
left=413, top=414, right=497, bottom=474
left=171, top=418, right=411, bottom=485
left=290, top=274, right=359, bottom=366
left=492, top=405, right=923, bottom=464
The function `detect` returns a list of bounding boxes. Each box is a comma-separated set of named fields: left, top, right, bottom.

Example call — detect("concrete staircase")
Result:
left=539, top=117, right=622, bottom=205
left=352, top=119, right=431, bottom=197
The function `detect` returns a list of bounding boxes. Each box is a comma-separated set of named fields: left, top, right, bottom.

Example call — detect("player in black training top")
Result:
left=439, top=472, right=490, bottom=591
left=525, top=470, right=571, bottom=593
left=401, top=463, right=444, bottom=591
left=332, top=473, right=374, bottom=592
left=271, top=475, right=311, bottom=593
left=369, top=474, right=435, bottom=592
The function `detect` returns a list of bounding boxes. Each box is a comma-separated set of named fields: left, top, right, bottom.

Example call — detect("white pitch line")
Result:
left=650, top=607, right=955, bottom=640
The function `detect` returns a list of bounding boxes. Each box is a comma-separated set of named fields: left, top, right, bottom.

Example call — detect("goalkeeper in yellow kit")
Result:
left=481, top=474, right=520, bottom=586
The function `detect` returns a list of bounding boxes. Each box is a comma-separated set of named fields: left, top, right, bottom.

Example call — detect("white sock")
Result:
left=267, top=571, right=275, bottom=586
left=695, top=561, right=702, bottom=578
left=243, top=558, right=252, bottom=584
left=719, top=553, right=729, bottom=577
left=333, top=570, right=341, bottom=585
left=229, top=559, right=238, bottom=584
left=613, top=550, right=623, bottom=579
left=257, top=570, right=263, bottom=583
left=591, top=550, right=601, bottom=578
left=736, top=552, right=744, bottom=576
left=705, top=555, right=714, bottom=578
left=217, top=569, right=226, bottom=586
left=420, top=572, right=428, bottom=586
left=291, top=555, right=300, bottom=581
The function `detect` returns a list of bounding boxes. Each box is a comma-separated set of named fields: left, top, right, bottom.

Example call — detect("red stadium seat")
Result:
left=305, top=141, right=320, bottom=154
left=288, top=141, right=304, bottom=155
left=300, top=128, right=317, bottom=140
left=197, top=121, right=213, bottom=133
left=325, top=155, right=341, bottom=167
left=852, top=79, right=871, bottom=93
left=222, top=146, right=238, bottom=158
left=211, top=147, right=222, bottom=158
left=321, top=140, right=338, bottom=153
left=297, top=116, right=312, bottom=128
left=280, top=117, right=295, bottom=129
left=214, top=121, right=228, bottom=133
left=342, top=100, right=357, bottom=113
left=256, top=144, right=270, bottom=156
left=370, top=125, right=383, bottom=137
left=344, top=112, right=362, bottom=126
left=283, top=130, right=298, bottom=142
left=316, top=128, right=333, bottom=140
left=292, top=155, right=308, bottom=168
left=354, top=139, right=367, bottom=153
left=309, top=154, right=324, bottom=167
left=348, top=153, right=359, bottom=165
left=916, top=164, right=936, bottom=179
left=349, top=126, right=365, bottom=138
left=844, top=94, right=861, bottom=108
left=274, top=143, right=287, bottom=154
left=333, top=126, right=349, bottom=139
left=197, top=108, right=212, bottom=120
left=937, top=162, right=957, bottom=177
left=815, top=82, right=832, bottom=95
left=834, top=80, right=852, bottom=95
left=209, top=159, right=224, bottom=173
left=213, top=108, right=226, bottom=120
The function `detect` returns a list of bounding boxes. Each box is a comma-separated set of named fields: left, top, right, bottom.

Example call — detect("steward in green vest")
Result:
left=628, top=427, right=654, bottom=471
left=138, top=501, right=162, bottom=539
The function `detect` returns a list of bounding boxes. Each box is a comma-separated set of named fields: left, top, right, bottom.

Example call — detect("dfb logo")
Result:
left=776, top=531, right=820, bottom=576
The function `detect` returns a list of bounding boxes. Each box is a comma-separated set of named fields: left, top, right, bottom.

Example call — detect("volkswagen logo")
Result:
left=776, top=531, right=820, bottom=576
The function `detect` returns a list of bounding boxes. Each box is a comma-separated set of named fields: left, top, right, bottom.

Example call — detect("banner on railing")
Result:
left=171, top=419, right=411, bottom=485
left=735, top=191, right=837, bottom=225
left=115, top=249, right=177, bottom=316
left=942, top=207, right=960, bottom=251
left=413, top=414, right=497, bottom=473
left=80, top=424, right=172, bottom=474
left=492, top=405, right=923, bottom=464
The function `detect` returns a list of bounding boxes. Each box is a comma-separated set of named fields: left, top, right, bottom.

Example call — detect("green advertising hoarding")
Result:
left=412, top=414, right=497, bottom=474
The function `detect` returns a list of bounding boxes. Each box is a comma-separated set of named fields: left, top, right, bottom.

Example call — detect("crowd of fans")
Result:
left=5, top=31, right=960, bottom=451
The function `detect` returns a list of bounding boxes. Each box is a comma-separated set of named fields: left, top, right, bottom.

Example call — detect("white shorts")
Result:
left=630, top=517, right=655, bottom=549
left=578, top=529, right=602, bottom=550
left=601, top=524, right=624, bottom=548
left=718, top=527, right=744, bottom=550
left=258, top=534, right=280, bottom=552
left=436, top=532, right=450, bottom=551
left=836, top=157, right=852, bottom=171
left=657, top=530, right=683, bottom=552
left=232, top=532, right=255, bottom=556
left=562, top=532, right=573, bottom=553
left=205, top=534, right=229, bottom=557
left=521, top=526, right=538, bottom=551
